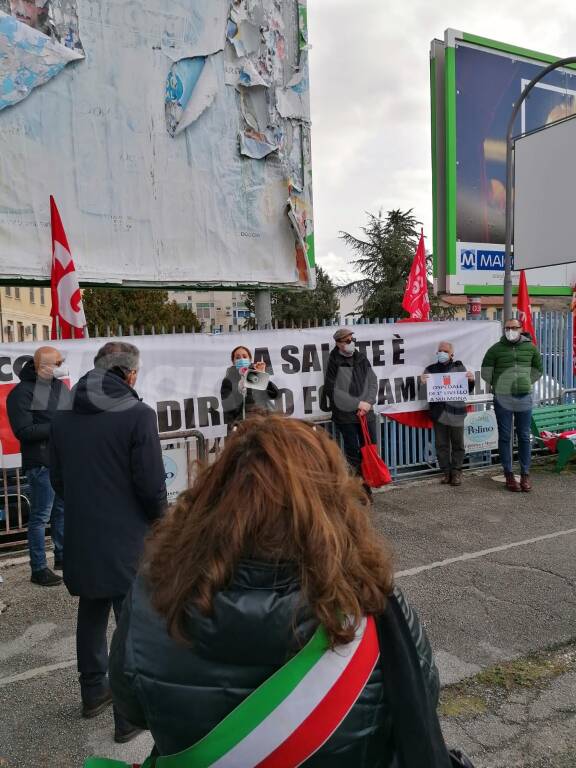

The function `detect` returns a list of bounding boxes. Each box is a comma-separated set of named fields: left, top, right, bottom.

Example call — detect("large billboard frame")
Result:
left=513, top=113, right=576, bottom=272
left=431, top=29, right=576, bottom=297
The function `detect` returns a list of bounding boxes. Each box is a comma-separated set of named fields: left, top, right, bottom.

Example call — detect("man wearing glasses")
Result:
left=323, top=328, right=378, bottom=491
left=7, top=346, right=70, bottom=586
left=481, top=318, right=543, bottom=492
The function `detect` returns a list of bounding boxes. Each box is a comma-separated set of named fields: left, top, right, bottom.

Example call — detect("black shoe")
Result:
left=82, top=689, right=113, bottom=719
left=53, top=557, right=63, bottom=571
left=114, top=722, right=143, bottom=744
left=30, top=568, right=62, bottom=587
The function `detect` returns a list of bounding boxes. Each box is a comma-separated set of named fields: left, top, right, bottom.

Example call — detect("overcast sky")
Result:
left=307, top=0, right=576, bottom=284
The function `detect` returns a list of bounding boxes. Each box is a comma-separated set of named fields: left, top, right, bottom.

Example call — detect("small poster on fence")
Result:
left=464, top=410, right=499, bottom=453
left=426, top=372, right=470, bottom=402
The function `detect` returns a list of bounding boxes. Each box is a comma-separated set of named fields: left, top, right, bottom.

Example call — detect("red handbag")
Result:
left=359, top=414, right=392, bottom=487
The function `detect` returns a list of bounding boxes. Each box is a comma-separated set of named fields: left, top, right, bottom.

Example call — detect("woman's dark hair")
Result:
left=144, top=414, right=394, bottom=647
left=230, top=346, right=252, bottom=363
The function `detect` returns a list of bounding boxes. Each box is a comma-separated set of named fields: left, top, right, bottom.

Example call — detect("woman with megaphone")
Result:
left=220, top=345, right=280, bottom=428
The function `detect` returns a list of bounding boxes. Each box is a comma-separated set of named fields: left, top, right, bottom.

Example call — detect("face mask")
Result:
left=342, top=342, right=356, bottom=356
left=235, top=358, right=251, bottom=370
left=52, top=365, right=69, bottom=379
left=505, top=329, right=521, bottom=342
left=436, top=351, right=450, bottom=364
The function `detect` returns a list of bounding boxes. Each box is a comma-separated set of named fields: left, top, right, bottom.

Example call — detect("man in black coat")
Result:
left=50, top=341, right=167, bottom=742
left=7, top=346, right=71, bottom=587
left=421, top=341, right=475, bottom=487
left=322, top=328, right=378, bottom=478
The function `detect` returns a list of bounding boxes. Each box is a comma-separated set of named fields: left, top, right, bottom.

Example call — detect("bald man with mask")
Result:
left=7, top=346, right=71, bottom=586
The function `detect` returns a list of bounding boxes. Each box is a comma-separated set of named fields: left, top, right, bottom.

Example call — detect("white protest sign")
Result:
left=464, top=410, right=499, bottom=453
left=426, top=372, right=470, bottom=402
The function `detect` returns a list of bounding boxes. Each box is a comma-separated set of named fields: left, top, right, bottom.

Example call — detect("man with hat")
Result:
left=322, top=328, right=378, bottom=485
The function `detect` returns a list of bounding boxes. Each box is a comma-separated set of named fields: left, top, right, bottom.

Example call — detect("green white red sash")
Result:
left=84, top=616, right=379, bottom=768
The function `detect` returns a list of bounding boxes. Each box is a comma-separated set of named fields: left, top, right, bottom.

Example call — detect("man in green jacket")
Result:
left=481, top=318, right=543, bottom=492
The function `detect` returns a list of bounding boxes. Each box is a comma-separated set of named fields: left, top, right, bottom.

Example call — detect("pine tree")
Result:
left=339, top=209, right=420, bottom=319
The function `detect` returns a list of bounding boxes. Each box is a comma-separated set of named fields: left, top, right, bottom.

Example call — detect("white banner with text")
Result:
left=0, top=321, right=501, bottom=467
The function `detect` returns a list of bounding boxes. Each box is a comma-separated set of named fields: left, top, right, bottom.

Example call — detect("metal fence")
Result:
left=378, top=312, right=574, bottom=480
left=1, top=312, right=574, bottom=550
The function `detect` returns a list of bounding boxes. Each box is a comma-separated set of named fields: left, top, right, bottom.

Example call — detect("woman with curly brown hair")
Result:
left=109, top=414, right=448, bottom=767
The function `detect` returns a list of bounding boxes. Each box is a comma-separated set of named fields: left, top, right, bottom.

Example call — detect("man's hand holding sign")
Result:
left=425, top=372, right=474, bottom=403
left=422, top=342, right=475, bottom=487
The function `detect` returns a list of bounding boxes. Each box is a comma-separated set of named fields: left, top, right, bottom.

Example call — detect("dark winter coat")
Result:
left=424, top=359, right=475, bottom=426
left=220, top=365, right=280, bottom=425
left=6, top=359, right=72, bottom=469
left=50, top=368, right=167, bottom=599
left=481, top=335, right=543, bottom=397
left=322, top=348, right=378, bottom=424
left=110, top=561, right=439, bottom=766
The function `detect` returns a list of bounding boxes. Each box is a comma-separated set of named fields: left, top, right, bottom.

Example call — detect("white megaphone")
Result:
left=244, top=368, right=270, bottom=391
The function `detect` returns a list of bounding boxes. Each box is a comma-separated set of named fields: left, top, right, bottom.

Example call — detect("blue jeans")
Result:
left=27, top=466, right=64, bottom=573
left=493, top=395, right=533, bottom=475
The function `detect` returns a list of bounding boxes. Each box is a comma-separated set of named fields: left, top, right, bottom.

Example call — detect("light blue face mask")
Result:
left=436, top=351, right=451, bottom=364
left=235, top=358, right=251, bottom=370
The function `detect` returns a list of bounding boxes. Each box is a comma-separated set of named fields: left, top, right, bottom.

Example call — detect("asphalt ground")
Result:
left=1, top=459, right=575, bottom=767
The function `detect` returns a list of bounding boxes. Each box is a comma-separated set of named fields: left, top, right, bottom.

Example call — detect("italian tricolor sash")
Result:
left=85, top=616, right=379, bottom=768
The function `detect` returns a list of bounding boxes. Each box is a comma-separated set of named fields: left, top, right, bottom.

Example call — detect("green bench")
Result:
left=531, top=403, right=576, bottom=472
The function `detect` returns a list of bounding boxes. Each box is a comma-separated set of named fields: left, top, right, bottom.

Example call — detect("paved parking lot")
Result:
left=1, top=460, right=575, bottom=767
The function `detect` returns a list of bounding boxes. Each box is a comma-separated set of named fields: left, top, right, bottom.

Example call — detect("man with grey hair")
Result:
left=421, top=341, right=475, bottom=486
left=51, top=341, right=167, bottom=743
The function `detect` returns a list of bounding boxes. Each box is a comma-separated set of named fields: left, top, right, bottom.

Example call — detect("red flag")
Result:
left=516, top=270, right=536, bottom=345
left=401, top=231, right=430, bottom=321
left=50, top=196, right=87, bottom=339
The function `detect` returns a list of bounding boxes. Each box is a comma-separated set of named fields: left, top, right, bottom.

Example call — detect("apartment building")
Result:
left=168, top=290, right=251, bottom=329
left=0, top=286, right=52, bottom=343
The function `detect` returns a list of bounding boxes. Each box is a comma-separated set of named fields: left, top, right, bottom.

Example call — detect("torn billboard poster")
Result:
left=0, top=0, right=83, bottom=49
left=0, top=0, right=314, bottom=289
left=0, top=0, right=83, bottom=110
left=166, top=56, right=219, bottom=138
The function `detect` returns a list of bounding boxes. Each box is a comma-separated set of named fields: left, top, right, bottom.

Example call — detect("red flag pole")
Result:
left=516, top=270, right=536, bottom=345
left=49, top=195, right=87, bottom=340
left=400, top=229, right=430, bottom=322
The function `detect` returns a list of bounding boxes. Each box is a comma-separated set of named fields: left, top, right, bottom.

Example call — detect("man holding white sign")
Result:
left=421, top=342, right=475, bottom=486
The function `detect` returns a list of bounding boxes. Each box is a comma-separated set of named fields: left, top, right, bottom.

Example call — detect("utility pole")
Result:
left=254, top=290, right=272, bottom=329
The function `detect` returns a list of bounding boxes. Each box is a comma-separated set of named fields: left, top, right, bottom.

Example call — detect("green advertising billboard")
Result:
left=431, top=29, right=576, bottom=296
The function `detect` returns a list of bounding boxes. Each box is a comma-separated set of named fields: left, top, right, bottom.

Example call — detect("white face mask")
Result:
left=52, top=365, right=69, bottom=379
left=505, top=329, right=521, bottom=343
left=343, top=341, right=356, bottom=355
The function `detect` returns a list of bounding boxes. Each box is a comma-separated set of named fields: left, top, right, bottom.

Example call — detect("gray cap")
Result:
left=333, top=328, right=353, bottom=342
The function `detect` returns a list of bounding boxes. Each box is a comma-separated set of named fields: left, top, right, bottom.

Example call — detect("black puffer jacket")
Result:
left=110, top=561, right=439, bottom=766
left=322, top=348, right=378, bottom=424
left=50, top=369, right=167, bottom=599
left=6, top=359, right=72, bottom=469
